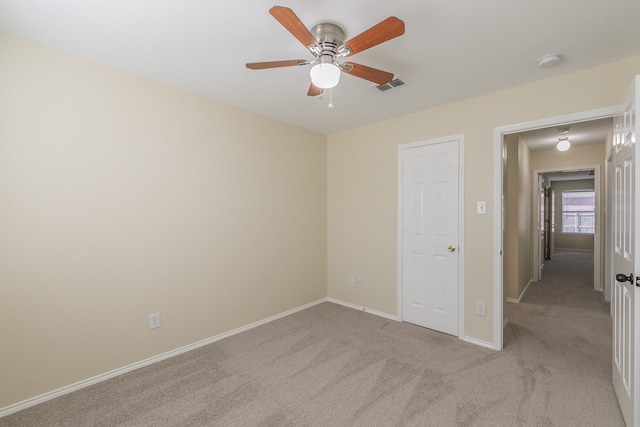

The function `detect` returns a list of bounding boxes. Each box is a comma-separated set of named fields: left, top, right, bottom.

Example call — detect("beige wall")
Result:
left=503, top=136, right=532, bottom=301
left=517, top=137, right=532, bottom=298
left=504, top=136, right=520, bottom=300
left=327, top=57, right=640, bottom=344
left=551, top=179, right=596, bottom=251
left=530, top=144, right=606, bottom=174
left=0, top=34, right=327, bottom=408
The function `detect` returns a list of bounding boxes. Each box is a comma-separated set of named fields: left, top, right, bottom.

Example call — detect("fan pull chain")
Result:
left=328, top=89, right=334, bottom=108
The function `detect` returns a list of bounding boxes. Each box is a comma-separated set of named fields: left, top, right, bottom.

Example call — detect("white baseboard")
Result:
left=554, top=248, right=594, bottom=253
left=325, top=298, right=500, bottom=352
left=505, top=279, right=534, bottom=304
left=0, top=298, right=327, bottom=418
left=326, top=297, right=398, bottom=321
left=462, top=335, right=495, bottom=350
left=329, top=298, right=498, bottom=350
left=2, top=297, right=493, bottom=417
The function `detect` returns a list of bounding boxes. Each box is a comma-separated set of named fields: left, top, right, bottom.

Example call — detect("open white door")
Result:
left=612, top=75, right=640, bottom=427
left=538, top=174, right=546, bottom=280
left=533, top=173, right=547, bottom=282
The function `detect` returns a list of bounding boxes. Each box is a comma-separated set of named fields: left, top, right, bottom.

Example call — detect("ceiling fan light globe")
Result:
left=556, top=139, right=571, bottom=151
left=310, top=63, right=341, bottom=89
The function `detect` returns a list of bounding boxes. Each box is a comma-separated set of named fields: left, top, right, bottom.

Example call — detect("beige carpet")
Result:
left=1, top=250, right=623, bottom=426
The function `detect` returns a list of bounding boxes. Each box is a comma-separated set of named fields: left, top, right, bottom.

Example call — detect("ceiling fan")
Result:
left=246, top=6, right=405, bottom=96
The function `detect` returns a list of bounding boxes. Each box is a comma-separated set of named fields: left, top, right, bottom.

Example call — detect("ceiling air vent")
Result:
left=376, top=79, right=405, bottom=92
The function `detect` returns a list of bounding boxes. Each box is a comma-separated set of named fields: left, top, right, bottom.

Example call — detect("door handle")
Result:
left=616, top=273, right=633, bottom=283
left=448, top=245, right=456, bottom=252
left=616, top=273, right=640, bottom=287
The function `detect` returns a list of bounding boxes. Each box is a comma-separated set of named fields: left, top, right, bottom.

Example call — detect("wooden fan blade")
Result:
left=269, top=6, right=318, bottom=49
left=341, top=62, right=394, bottom=85
left=307, top=83, right=323, bottom=96
left=246, top=60, right=309, bottom=70
left=340, top=17, right=405, bottom=56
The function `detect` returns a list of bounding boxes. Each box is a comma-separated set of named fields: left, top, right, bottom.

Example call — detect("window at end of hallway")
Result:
left=561, top=190, right=595, bottom=234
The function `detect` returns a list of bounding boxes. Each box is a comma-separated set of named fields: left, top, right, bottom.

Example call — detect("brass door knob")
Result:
left=448, top=245, right=456, bottom=252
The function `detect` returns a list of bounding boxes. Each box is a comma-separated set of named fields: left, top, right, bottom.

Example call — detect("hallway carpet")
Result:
left=2, top=250, right=623, bottom=426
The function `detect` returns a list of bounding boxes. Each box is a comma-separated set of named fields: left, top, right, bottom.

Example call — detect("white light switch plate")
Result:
left=477, top=201, right=487, bottom=214
left=149, top=312, right=161, bottom=329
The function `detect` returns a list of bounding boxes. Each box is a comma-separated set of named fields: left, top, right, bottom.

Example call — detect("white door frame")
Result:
left=605, top=152, right=614, bottom=304
left=532, top=166, right=602, bottom=291
left=398, top=134, right=465, bottom=340
left=493, top=106, right=618, bottom=350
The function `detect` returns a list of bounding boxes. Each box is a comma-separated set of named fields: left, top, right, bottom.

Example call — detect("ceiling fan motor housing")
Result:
left=311, top=23, right=346, bottom=64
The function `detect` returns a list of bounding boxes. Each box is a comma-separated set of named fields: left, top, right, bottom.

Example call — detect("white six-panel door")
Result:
left=400, top=138, right=460, bottom=336
left=612, top=75, right=640, bottom=427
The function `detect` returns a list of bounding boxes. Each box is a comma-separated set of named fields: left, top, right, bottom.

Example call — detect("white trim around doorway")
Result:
left=492, top=106, right=618, bottom=351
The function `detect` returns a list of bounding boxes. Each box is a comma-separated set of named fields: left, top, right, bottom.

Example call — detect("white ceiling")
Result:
left=1, top=0, right=640, bottom=134
left=519, top=117, right=613, bottom=152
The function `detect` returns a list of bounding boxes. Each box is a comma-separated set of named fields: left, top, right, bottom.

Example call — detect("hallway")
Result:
left=504, top=249, right=624, bottom=425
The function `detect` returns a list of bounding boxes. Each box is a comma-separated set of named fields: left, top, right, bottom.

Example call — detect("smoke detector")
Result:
left=537, top=54, right=563, bottom=68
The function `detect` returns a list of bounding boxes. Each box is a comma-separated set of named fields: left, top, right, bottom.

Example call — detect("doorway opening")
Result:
left=532, top=167, right=600, bottom=290
left=492, top=107, right=617, bottom=350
